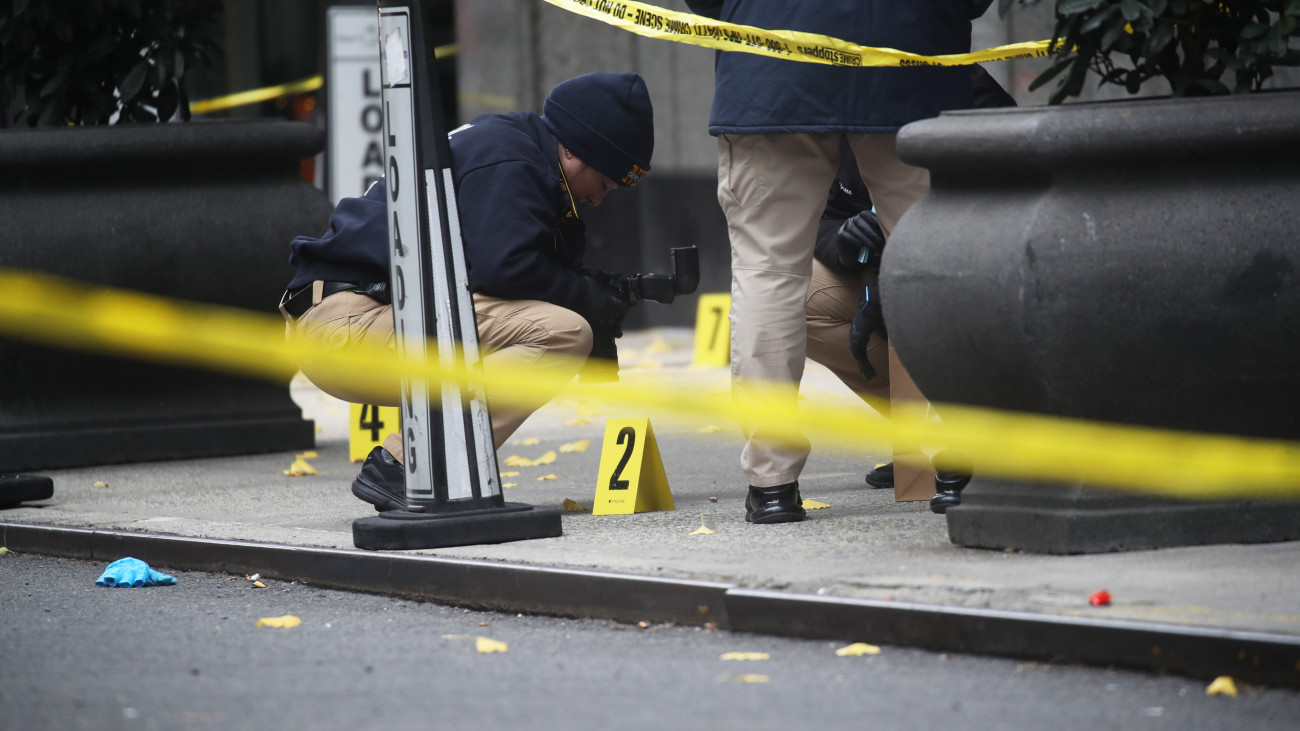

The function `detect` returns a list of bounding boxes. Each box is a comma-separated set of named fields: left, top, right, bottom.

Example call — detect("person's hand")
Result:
left=848, top=283, right=885, bottom=380
left=583, top=273, right=634, bottom=338
left=834, top=209, right=886, bottom=271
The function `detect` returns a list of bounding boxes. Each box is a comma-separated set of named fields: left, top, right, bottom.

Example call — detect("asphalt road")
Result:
left=3, top=552, right=1297, bottom=730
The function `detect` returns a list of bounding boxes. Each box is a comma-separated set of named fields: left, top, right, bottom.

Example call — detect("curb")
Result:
left=5, top=522, right=1298, bottom=688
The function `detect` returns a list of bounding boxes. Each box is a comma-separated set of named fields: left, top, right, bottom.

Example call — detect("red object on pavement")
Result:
left=1089, top=590, right=1112, bottom=606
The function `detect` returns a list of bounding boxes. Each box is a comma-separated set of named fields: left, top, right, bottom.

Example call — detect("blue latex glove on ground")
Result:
left=96, top=557, right=177, bottom=587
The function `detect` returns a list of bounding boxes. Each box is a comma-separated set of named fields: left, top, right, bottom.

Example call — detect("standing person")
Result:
left=806, top=66, right=1018, bottom=497
left=280, top=72, right=654, bottom=512
left=685, top=0, right=984, bottom=523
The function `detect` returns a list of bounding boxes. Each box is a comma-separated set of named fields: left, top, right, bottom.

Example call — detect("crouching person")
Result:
left=279, top=72, right=655, bottom=511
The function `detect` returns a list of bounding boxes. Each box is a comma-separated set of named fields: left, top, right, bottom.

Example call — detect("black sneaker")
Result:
left=351, top=447, right=407, bottom=512
left=745, top=482, right=806, bottom=524
left=864, top=461, right=894, bottom=489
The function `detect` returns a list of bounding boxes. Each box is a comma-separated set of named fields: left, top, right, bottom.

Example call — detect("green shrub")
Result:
left=0, top=0, right=223, bottom=126
left=1003, top=0, right=1300, bottom=101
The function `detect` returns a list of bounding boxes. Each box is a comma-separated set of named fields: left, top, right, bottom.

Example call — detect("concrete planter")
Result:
left=883, top=91, right=1300, bottom=553
left=0, top=120, right=331, bottom=471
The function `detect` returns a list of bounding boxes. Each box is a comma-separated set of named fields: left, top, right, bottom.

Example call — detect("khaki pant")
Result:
left=717, top=132, right=928, bottom=487
left=805, top=259, right=891, bottom=417
left=287, top=290, right=592, bottom=451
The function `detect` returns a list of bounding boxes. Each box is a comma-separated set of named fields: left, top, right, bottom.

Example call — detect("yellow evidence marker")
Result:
left=349, top=403, right=400, bottom=462
left=593, top=418, right=675, bottom=515
left=692, top=293, right=731, bottom=367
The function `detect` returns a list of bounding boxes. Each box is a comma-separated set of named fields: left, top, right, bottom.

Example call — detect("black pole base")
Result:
left=1, top=475, right=54, bottom=508
left=353, top=502, right=563, bottom=550
left=947, top=478, right=1300, bottom=555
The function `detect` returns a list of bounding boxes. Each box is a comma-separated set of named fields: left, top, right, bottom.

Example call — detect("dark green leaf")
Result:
left=1145, top=21, right=1175, bottom=54
left=1059, top=0, right=1099, bottom=13
left=155, top=79, right=178, bottom=121
left=1194, top=77, right=1229, bottom=93
left=1081, top=5, right=1120, bottom=33
left=119, top=60, right=147, bottom=101
left=80, top=35, right=117, bottom=61
left=1120, top=0, right=1142, bottom=21
left=1028, top=56, right=1075, bottom=91
left=1101, top=22, right=1127, bottom=48
left=1241, top=22, right=1269, bottom=39
left=14, top=0, right=30, bottom=16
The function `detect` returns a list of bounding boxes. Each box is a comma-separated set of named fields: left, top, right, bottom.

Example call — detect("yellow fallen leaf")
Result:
left=645, top=337, right=673, bottom=354
left=282, top=458, right=318, bottom=476
left=93, top=481, right=109, bottom=489
left=1206, top=676, right=1238, bottom=697
left=564, top=417, right=592, bottom=426
left=252, top=581, right=267, bottom=589
left=515, top=438, right=540, bottom=446
left=560, top=439, right=590, bottom=453
left=697, top=425, right=723, bottom=434
left=563, top=498, right=588, bottom=512
left=500, top=471, right=520, bottom=477
left=717, top=674, right=770, bottom=683
left=503, top=455, right=530, bottom=467
left=835, top=642, right=881, bottom=657
left=720, top=652, right=770, bottom=661
left=690, top=514, right=715, bottom=535
left=537, top=474, right=557, bottom=481
left=257, top=615, right=301, bottom=629
left=0, top=547, right=10, bottom=555
left=295, top=451, right=319, bottom=459
left=531, top=450, right=557, bottom=466
left=802, top=499, right=830, bottom=510
left=476, top=637, right=508, bottom=654
left=503, top=483, right=519, bottom=489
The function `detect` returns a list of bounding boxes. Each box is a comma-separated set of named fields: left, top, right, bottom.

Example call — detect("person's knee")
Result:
left=563, top=312, right=595, bottom=358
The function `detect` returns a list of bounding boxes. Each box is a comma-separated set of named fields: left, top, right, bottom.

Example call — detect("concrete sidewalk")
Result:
left=4, top=328, right=1298, bottom=685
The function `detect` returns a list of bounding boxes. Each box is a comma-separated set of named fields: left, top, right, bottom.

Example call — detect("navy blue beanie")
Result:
left=541, top=72, right=654, bottom=189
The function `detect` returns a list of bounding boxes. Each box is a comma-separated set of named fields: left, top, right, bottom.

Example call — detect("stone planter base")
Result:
left=947, top=478, right=1300, bottom=554
left=886, top=91, right=1300, bottom=553
left=0, top=120, right=330, bottom=471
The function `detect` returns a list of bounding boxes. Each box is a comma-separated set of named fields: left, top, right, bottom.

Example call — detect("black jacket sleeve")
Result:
left=457, top=158, right=603, bottom=323
left=813, top=144, right=875, bottom=273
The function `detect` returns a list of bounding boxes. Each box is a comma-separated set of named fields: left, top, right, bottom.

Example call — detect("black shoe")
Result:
left=864, top=461, right=894, bottom=489
left=929, top=470, right=971, bottom=514
left=745, top=482, right=806, bottom=524
left=351, top=447, right=407, bottom=512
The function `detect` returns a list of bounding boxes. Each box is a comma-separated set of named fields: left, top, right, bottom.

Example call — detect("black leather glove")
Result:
left=582, top=273, right=634, bottom=337
left=848, top=283, right=886, bottom=381
left=834, top=210, right=886, bottom=272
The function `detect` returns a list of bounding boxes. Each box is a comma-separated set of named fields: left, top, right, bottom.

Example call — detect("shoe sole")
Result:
left=746, top=510, right=807, bottom=524
left=864, top=476, right=894, bottom=489
left=351, top=475, right=406, bottom=512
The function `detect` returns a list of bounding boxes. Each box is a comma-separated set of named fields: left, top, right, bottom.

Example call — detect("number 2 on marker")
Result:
left=608, top=426, right=635, bottom=490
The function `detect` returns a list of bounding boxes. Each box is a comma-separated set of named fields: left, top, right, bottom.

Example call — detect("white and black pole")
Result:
left=352, top=0, right=561, bottom=550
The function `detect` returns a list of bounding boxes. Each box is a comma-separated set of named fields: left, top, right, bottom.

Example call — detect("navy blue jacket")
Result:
left=288, top=112, right=604, bottom=325
left=685, top=1, right=977, bottom=134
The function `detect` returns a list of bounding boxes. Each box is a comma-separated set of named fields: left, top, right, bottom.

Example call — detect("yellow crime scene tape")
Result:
left=538, top=0, right=1055, bottom=67
left=190, top=44, right=459, bottom=115
left=1, top=268, right=1298, bottom=501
